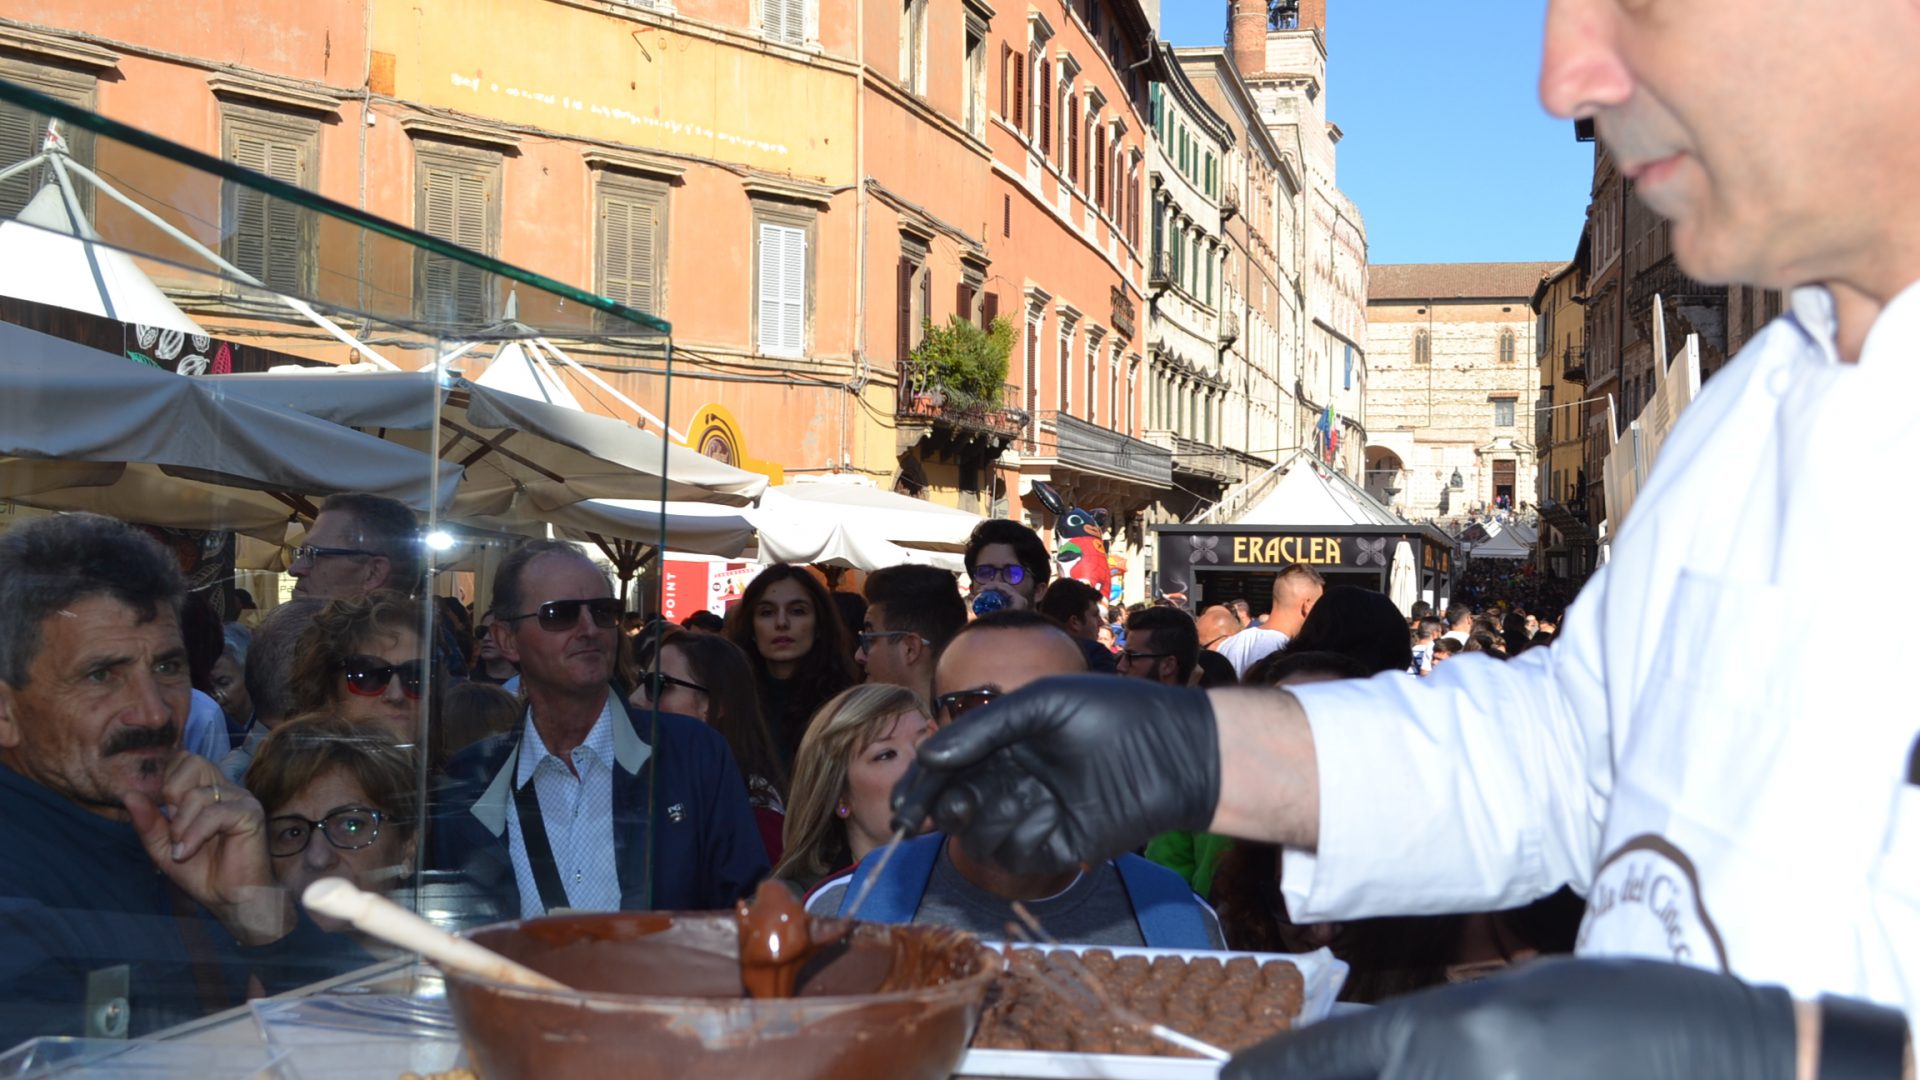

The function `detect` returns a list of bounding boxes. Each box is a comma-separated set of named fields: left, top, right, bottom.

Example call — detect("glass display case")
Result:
left=0, top=76, right=761, bottom=1061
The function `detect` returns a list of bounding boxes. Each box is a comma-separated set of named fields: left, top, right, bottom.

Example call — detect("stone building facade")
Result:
left=1176, top=45, right=1299, bottom=490
left=1531, top=247, right=1596, bottom=578
left=1364, top=262, right=1561, bottom=521
left=1227, top=0, right=1367, bottom=481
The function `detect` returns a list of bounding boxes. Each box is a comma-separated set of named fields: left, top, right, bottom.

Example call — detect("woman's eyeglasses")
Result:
left=637, top=669, right=709, bottom=701
left=969, top=563, right=1027, bottom=586
left=935, top=687, right=1002, bottom=722
left=501, top=597, right=623, bottom=632
left=267, top=806, right=387, bottom=857
left=334, top=655, right=426, bottom=700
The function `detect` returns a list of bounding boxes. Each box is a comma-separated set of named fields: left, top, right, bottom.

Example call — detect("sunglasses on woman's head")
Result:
left=334, top=655, right=426, bottom=700
left=502, top=597, right=623, bottom=632
left=638, top=669, right=709, bottom=701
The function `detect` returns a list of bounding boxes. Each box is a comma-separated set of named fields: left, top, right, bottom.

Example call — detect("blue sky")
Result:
left=1160, top=2, right=1593, bottom=267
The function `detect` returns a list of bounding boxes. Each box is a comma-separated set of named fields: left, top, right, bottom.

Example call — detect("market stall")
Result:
left=1155, top=452, right=1455, bottom=615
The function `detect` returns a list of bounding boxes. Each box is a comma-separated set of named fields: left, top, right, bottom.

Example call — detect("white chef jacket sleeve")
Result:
left=1279, top=570, right=1613, bottom=922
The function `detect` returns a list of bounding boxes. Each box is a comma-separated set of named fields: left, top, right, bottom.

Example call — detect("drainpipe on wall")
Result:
left=847, top=0, right=869, bottom=476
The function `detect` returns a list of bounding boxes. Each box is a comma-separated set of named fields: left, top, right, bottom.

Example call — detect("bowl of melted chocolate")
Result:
left=442, top=882, right=1000, bottom=1080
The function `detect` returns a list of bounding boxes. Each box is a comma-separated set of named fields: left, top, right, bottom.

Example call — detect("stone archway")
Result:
left=1365, top=445, right=1405, bottom=508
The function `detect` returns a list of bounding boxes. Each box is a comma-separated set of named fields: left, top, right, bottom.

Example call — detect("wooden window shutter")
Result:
left=1038, top=59, right=1051, bottom=155
left=1000, top=46, right=1011, bottom=116
left=229, top=133, right=273, bottom=290
left=1067, top=99, right=1080, bottom=185
left=897, top=255, right=914, bottom=363
left=956, top=281, right=974, bottom=324
left=1094, top=127, right=1107, bottom=212
left=0, top=104, right=39, bottom=219
left=1012, top=53, right=1025, bottom=132
left=759, top=222, right=806, bottom=357
left=982, top=290, right=999, bottom=330
left=599, top=192, right=659, bottom=315
left=420, top=158, right=493, bottom=323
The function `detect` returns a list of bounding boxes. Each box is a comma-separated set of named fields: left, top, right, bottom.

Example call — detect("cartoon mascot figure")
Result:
left=1032, top=482, right=1110, bottom=589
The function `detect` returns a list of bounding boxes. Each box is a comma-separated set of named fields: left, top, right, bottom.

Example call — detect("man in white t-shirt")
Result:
left=1214, top=564, right=1323, bottom=677
left=1439, top=602, right=1473, bottom=646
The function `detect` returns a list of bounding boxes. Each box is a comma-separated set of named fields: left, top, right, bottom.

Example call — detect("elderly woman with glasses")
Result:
left=772, top=684, right=935, bottom=892
left=286, top=590, right=428, bottom=746
left=625, top=627, right=790, bottom=862
left=244, top=712, right=419, bottom=944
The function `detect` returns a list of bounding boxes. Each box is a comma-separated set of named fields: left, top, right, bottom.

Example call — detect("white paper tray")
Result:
left=957, top=944, right=1347, bottom=1080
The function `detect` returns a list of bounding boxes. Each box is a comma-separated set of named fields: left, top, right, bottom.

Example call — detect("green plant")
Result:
left=907, top=315, right=1017, bottom=407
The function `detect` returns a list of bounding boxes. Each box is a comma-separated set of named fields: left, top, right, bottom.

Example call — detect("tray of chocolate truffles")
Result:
left=959, top=945, right=1348, bottom=1079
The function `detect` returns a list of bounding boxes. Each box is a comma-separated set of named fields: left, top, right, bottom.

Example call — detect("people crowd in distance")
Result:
left=0, top=494, right=1588, bottom=1043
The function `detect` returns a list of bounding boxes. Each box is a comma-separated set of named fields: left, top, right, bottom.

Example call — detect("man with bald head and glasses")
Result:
left=430, top=540, right=766, bottom=919
left=807, top=610, right=1222, bottom=950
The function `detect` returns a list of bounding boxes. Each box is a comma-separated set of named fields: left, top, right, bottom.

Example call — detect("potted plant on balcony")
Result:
left=906, top=315, right=1017, bottom=420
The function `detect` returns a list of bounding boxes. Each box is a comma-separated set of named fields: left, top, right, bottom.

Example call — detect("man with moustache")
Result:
left=0, top=515, right=337, bottom=1046
left=431, top=540, right=766, bottom=917
left=897, top=1, right=1920, bottom=1075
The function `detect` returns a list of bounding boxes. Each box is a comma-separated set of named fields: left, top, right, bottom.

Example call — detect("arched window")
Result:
left=1498, top=328, right=1517, bottom=364
left=1413, top=328, right=1431, bottom=365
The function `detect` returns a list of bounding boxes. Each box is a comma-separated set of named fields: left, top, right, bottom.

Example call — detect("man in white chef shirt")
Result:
left=894, top=1, right=1920, bottom=1076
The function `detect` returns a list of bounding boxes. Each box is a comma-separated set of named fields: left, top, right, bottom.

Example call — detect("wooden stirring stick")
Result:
left=302, top=879, right=570, bottom=992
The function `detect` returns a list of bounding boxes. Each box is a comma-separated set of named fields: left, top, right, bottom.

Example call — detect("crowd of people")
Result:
left=0, top=493, right=1600, bottom=1045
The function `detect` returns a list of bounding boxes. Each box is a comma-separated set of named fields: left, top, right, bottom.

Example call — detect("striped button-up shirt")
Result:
left=504, top=695, right=621, bottom=918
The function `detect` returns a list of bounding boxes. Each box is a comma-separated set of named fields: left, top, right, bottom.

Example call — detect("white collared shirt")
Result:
left=504, top=693, right=622, bottom=918
left=1282, top=282, right=1920, bottom=1029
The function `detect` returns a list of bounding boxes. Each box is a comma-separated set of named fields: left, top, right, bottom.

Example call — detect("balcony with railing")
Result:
left=1035, top=410, right=1173, bottom=487
left=1218, top=309, right=1240, bottom=346
left=896, top=368, right=1027, bottom=438
left=1144, top=430, right=1236, bottom=485
left=1221, top=186, right=1240, bottom=221
left=1148, top=252, right=1172, bottom=296
left=1562, top=342, right=1587, bottom=383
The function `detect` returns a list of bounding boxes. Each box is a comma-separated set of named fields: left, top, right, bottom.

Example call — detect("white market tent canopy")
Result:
left=206, top=368, right=768, bottom=528
left=744, top=482, right=982, bottom=573
left=0, top=322, right=459, bottom=538
left=0, top=184, right=206, bottom=335
left=1231, top=451, right=1407, bottom=528
left=1465, top=520, right=1537, bottom=561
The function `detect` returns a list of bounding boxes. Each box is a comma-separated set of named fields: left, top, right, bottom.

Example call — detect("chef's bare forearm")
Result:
left=1205, top=687, right=1320, bottom=849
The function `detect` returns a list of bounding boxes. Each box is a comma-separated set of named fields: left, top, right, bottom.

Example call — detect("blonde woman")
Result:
left=773, top=684, right=935, bottom=892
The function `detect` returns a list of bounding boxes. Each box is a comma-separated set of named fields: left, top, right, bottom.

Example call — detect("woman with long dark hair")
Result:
left=724, top=564, right=857, bottom=767
left=627, top=627, right=790, bottom=862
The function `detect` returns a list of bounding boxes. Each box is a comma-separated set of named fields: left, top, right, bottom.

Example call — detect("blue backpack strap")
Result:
left=1115, top=853, right=1218, bottom=949
left=835, top=832, right=945, bottom=923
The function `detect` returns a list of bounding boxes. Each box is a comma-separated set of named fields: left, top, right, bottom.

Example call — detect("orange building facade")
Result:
left=4, top=0, right=1194, bottom=601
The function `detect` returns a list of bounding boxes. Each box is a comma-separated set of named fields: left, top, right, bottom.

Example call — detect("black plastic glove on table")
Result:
left=1223, top=957, right=1800, bottom=1080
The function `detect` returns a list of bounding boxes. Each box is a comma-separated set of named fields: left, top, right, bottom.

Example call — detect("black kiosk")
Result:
left=1152, top=454, right=1456, bottom=617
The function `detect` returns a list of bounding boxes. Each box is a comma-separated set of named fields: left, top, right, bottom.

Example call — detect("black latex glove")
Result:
left=1224, top=957, right=1800, bottom=1080
left=889, top=675, right=1220, bottom=877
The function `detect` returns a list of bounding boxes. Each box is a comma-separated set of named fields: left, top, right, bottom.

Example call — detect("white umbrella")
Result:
left=0, top=322, right=458, bottom=536
left=0, top=184, right=206, bottom=335
left=1389, top=540, right=1418, bottom=616
left=205, top=369, right=768, bottom=527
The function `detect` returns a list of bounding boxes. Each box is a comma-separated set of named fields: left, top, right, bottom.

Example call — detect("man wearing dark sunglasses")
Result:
left=430, top=540, right=767, bottom=919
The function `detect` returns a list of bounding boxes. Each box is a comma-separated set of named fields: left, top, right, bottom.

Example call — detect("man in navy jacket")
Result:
left=429, top=541, right=765, bottom=917
left=0, top=515, right=343, bottom=1048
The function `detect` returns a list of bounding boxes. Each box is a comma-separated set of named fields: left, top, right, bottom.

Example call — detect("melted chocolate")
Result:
left=737, top=879, right=850, bottom=999
left=442, top=910, right=1001, bottom=1080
